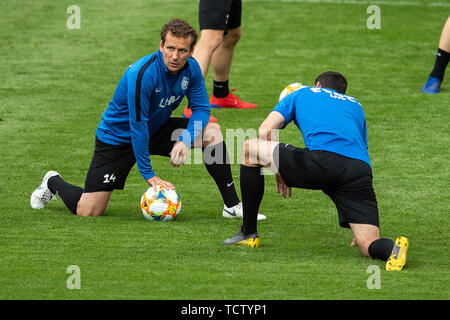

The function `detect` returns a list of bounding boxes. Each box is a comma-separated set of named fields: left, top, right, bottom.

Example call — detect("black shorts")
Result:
left=84, top=118, right=189, bottom=192
left=199, top=0, right=242, bottom=31
left=274, top=144, right=379, bottom=228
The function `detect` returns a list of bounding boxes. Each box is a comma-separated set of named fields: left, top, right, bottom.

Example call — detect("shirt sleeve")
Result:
left=273, top=92, right=297, bottom=128
left=127, top=66, right=155, bottom=181
left=181, top=60, right=211, bottom=148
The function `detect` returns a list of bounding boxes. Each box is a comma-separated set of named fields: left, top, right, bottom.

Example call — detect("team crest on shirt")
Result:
left=181, top=76, right=189, bottom=90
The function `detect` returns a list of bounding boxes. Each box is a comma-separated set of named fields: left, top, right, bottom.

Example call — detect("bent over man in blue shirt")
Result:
left=223, top=71, right=408, bottom=270
left=31, top=19, right=266, bottom=220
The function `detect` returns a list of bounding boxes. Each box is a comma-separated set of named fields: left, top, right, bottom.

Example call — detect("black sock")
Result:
left=213, top=80, right=229, bottom=98
left=368, top=238, right=395, bottom=261
left=203, top=141, right=240, bottom=208
left=430, top=48, right=450, bottom=81
left=48, top=176, right=83, bottom=215
left=240, top=165, right=265, bottom=235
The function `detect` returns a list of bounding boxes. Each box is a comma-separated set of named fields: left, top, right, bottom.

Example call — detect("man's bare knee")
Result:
left=76, top=192, right=111, bottom=216
left=76, top=202, right=105, bottom=216
left=223, top=28, right=242, bottom=46
left=350, top=223, right=380, bottom=258
left=198, top=30, right=224, bottom=52
left=202, top=122, right=223, bottom=146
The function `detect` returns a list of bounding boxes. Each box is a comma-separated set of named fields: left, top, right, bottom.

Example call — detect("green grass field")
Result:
left=1, top=0, right=449, bottom=301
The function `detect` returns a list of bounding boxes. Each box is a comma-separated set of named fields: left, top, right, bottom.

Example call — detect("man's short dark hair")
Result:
left=314, top=71, right=347, bottom=94
left=161, top=19, right=198, bottom=50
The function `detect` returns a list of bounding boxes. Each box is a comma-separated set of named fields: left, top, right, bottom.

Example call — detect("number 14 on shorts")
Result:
left=103, top=173, right=116, bottom=184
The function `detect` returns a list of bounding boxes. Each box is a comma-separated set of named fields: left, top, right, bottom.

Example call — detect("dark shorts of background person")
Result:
left=199, top=0, right=242, bottom=32
left=274, top=143, right=379, bottom=229
left=84, top=118, right=189, bottom=192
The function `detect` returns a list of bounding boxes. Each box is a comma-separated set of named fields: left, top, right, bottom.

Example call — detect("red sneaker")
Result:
left=183, top=105, right=218, bottom=122
left=210, top=89, right=257, bottom=109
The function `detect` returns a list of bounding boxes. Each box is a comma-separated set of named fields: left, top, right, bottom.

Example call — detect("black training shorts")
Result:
left=84, top=117, right=189, bottom=192
left=199, top=0, right=242, bottom=31
left=274, top=143, right=379, bottom=228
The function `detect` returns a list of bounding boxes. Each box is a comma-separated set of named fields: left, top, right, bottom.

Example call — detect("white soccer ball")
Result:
left=140, top=185, right=181, bottom=221
left=279, top=83, right=307, bottom=101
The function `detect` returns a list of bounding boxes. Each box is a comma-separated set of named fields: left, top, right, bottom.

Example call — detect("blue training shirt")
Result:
left=96, top=49, right=210, bottom=181
left=273, top=87, right=371, bottom=167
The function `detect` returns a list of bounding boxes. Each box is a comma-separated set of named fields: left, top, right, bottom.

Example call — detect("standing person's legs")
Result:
left=192, top=29, right=225, bottom=79
left=182, top=0, right=231, bottom=122
left=430, top=17, right=450, bottom=81
left=210, top=0, right=242, bottom=85
left=422, top=17, right=450, bottom=93
left=210, top=27, right=242, bottom=84
left=184, top=30, right=222, bottom=122
left=438, top=17, right=450, bottom=55
left=194, top=0, right=232, bottom=77
left=207, top=0, right=256, bottom=109
left=428, top=17, right=450, bottom=83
